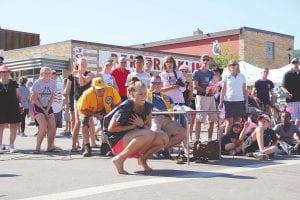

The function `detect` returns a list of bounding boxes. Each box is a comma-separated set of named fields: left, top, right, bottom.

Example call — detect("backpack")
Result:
left=193, top=140, right=220, bottom=161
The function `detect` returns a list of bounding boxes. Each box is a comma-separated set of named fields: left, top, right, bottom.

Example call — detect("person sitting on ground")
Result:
left=147, top=75, right=186, bottom=158
left=274, top=111, right=300, bottom=154
left=240, top=114, right=277, bottom=160
left=77, top=77, right=121, bottom=157
left=103, top=77, right=167, bottom=174
left=221, top=121, right=250, bottom=155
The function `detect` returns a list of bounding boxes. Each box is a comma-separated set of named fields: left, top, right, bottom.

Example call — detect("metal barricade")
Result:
left=152, top=110, right=221, bottom=165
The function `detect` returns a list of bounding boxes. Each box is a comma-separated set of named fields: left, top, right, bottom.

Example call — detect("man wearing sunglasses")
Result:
left=192, top=54, right=218, bottom=142
left=147, top=75, right=186, bottom=158
left=282, top=58, right=300, bottom=128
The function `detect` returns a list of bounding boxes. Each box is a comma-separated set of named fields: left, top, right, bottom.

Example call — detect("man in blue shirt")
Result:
left=192, top=55, right=218, bottom=142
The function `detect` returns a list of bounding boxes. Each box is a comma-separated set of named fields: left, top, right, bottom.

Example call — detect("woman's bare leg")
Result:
left=112, top=129, right=155, bottom=174
left=47, top=114, right=58, bottom=150
left=138, top=133, right=169, bottom=171
left=35, top=115, right=48, bottom=151
left=9, top=123, right=18, bottom=145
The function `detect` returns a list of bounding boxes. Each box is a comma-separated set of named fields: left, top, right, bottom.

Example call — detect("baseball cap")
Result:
left=92, top=77, right=107, bottom=90
left=257, top=114, right=271, bottom=122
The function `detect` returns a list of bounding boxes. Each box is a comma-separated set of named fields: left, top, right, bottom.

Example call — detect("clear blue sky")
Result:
left=2, top=0, right=300, bottom=49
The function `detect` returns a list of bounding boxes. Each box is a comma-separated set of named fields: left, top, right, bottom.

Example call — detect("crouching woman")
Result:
left=103, top=78, right=166, bottom=174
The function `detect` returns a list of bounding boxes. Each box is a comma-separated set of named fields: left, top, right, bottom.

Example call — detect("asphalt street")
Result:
left=0, top=125, right=299, bottom=200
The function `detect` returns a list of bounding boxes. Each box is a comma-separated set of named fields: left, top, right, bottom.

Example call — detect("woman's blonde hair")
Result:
left=39, top=66, right=51, bottom=76
left=76, top=57, right=88, bottom=65
left=127, top=77, right=146, bottom=97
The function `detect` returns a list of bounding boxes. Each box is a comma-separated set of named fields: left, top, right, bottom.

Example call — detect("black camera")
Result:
left=175, top=78, right=185, bottom=87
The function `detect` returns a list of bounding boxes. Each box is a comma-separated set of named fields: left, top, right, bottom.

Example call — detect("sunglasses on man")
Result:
left=151, top=82, right=161, bottom=85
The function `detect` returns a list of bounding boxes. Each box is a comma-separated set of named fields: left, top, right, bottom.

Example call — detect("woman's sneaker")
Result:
left=253, top=152, right=269, bottom=161
left=0, top=145, right=5, bottom=153
left=8, top=145, right=17, bottom=153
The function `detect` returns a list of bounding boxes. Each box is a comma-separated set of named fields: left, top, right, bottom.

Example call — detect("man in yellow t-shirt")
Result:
left=77, top=77, right=121, bottom=157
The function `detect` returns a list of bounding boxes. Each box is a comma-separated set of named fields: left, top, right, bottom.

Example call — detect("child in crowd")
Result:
left=221, top=121, right=250, bottom=155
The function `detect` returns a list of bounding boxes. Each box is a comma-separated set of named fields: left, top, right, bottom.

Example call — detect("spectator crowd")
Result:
left=0, top=54, right=299, bottom=174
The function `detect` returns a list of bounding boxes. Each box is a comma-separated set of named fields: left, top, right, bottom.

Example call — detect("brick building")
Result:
left=4, top=40, right=201, bottom=82
left=131, top=27, right=294, bottom=68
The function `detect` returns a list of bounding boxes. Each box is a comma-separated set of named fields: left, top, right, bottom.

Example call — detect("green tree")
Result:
left=212, top=41, right=239, bottom=69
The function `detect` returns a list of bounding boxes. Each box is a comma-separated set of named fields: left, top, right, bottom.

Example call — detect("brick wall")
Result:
left=241, top=30, right=294, bottom=69
left=4, top=41, right=72, bottom=59
left=4, top=41, right=73, bottom=77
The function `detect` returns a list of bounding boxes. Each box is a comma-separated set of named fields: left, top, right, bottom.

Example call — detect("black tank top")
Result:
left=69, top=71, right=92, bottom=101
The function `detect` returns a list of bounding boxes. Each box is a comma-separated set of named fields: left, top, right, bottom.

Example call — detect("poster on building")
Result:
left=73, top=47, right=84, bottom=59
left=73, top=47, right=99, bottom=68
left=98, top=50, right=201, bottom=73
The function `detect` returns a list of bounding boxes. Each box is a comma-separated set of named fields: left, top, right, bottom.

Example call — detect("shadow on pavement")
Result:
left=0, top=174, right=20, bottom=177
left=198, top=156, right=287, bottom=168
left=134, top=169, right=256, bottom=180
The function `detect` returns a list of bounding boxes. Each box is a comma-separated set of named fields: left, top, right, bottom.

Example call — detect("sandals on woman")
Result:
left=33, top=149, right=41, bottom=154
left=47, top=147, right=62, bottom=152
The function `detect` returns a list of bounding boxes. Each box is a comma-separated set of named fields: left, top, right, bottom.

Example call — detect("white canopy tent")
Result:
left=269, top=64, right=292, bottom=86
left=222, top=61, right=262, bottom=86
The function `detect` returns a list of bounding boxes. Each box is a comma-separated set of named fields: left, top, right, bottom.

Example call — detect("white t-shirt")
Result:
left=52, top=81, right=64, bottom=113
left=101, top=72, right=114, bottom=87
left=222, top=73, right=246, bottom=101
left=159, top=70, right=186, bottom=104
left=127, top=71, right=151, bottom=87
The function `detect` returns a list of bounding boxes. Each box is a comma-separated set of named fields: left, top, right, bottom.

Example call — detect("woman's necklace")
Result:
left=3, top=84, right=9, bottom=92
left=0, top=80, right=9, bottom=93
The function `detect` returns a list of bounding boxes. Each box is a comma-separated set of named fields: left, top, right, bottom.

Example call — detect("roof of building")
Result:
left=130, top=27, right=294, bottom=49
left=0, top=27, right=40, bottom=35
left=3, top=39, right=201, bottom=59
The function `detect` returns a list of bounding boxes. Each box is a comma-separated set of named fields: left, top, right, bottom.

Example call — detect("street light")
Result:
left=287, top=48, right=293, bottom=63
